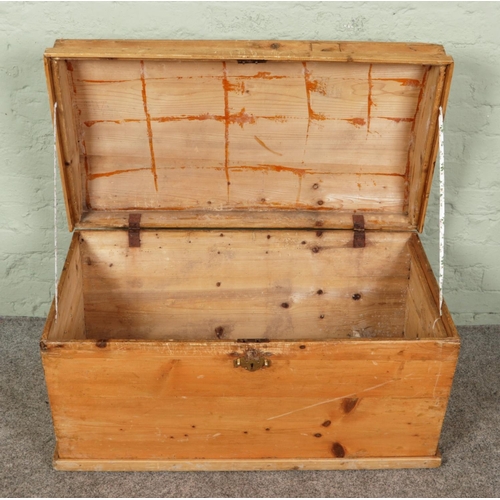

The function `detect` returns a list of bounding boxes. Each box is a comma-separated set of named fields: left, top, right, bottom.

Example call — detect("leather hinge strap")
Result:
left=353, top=214, right=365, bottom=248
left=128, top=213, right=141, bottom=248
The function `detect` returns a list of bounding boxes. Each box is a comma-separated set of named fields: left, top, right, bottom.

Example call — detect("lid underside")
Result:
left=46, top=41, right=453, bottom=231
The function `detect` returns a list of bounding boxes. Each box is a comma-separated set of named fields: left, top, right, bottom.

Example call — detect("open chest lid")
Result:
left=45, top=40, right=453, bottom=232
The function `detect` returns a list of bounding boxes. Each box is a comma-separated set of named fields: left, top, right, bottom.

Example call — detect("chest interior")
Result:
left=46, top=228, right=449, bottom=342
left=44, top=42, right=454, bottom=343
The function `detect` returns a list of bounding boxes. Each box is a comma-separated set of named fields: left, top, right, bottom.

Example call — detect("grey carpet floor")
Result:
left=0, top=317, right=498, bottom=498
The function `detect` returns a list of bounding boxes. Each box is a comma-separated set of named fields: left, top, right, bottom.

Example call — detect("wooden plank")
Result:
left=407, top=65, right=446, bottom=225
left=53, top=397, right=446, bottom=459
left=41, top=337, right=459, bottom=358
left=42, top=338, right=458, bottom=462
left=406, top=263, right=446, bottom=339
left=77, top=210, right=414, bottom=231
left=45, top=40, right=453, bottom=65
left=54, top=453, right=442, bottom=471
left=79, top=229, right=410, bottom=340
left=417, top=62, right=454, bottom=232
left=407, top=234, right=459, bottom=339
left=52, top=60, right=85, bottom=222
left=404, top=292, right=422, bottom=340
left=45, top=58, right=78, bottom=231
left=83, top=280, right=408, bottom=340
left=41, top=233, right=86, bottom=343
left=43, top=354, right=457, bottom=400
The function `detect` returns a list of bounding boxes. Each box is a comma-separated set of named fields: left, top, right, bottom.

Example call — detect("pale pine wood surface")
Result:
left=407, top=66, right=446, bottom=226
left=407, top=234, right=458, bottom=339
left=78, top=229, right=411, bottom=340
left=42, top=233, right=85, bottom=342
left=69, top=61, right=423, bottom=213
left=44, top=42, right=452, bottom=231
left=76, top=210, right=413, bottom=230
left=418, top=62, right=454, bottom=232
left=42, top=338, right=458, bottom=461
left=45, top=40, right=453, bottom=65
left=42, top=230, right=456, bottom=343
left=53, top=454, right=442, bottom=471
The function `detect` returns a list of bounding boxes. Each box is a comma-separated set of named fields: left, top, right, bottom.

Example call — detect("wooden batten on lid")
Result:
left=44, top=40, right=453, bottom=232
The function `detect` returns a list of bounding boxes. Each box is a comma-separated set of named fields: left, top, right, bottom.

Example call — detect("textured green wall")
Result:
left=0, top=2, right=499, bottom=323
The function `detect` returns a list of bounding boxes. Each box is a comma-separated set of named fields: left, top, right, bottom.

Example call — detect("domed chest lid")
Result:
left=45, top=40, right=453, bottom=232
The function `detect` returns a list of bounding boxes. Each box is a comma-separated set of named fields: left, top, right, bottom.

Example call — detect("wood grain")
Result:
left=43, top=43, right=452, bottom=230
left=45, top=58, right=81, bottom=230
left=417, top=62, right=454, bottom=232
left=79, top=229, right=411, bottom=340
left=45, top=40, right=453, bottom=65
left=41, top=233, right=86, bottom=343
left=54, top=454, right=442, bottom=471
left=66, top=60, right=424, bottom=216
left=42, top=338, right=458, bottom=461
left=77, top=210, right=414, bottom=231
left=407, top=234, right=458, bottom=339
left=407, top=66, right=446, bottom=224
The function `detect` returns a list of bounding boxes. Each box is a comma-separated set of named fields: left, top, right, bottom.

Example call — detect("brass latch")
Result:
left=233, top=349, right=271, bottom=372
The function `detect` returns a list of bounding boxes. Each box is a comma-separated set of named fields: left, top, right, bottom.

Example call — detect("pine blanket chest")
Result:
left=41, top=40, right=460, bottom=471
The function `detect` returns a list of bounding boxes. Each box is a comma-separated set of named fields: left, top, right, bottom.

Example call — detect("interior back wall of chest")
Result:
left=46, top=229, right=447, bottom=342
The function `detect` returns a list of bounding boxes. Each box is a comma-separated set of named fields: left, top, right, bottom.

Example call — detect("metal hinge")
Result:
left=353, top=214, right=365, bottom=248
left=128, top=213, right=141, bottom=248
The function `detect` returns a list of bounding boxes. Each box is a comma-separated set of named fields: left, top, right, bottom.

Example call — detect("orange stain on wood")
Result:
left=84, top=119, right=122, bottom=127
left=229, top=108, right=256, bottom=128
left=372, top=172, right=405, bottom=177
left=83, top=113, right=286, bottom=128
left=302, top=62, right=326, bottom=140
left=225, top=80, right=246, bottom=94
left=230, top=164, right=310, bottom=177
left=261, top=115, right=289, bottom=123
left=222, top=62, right=231, bottom=198
left=88, top=168, right=151, bottom=181
left=240, top=71, right=288, bottom=80
left=140, top=60, right=158, bottom=192
left=254, top=136, right=283, bottom=156
left=375, top=78, right=421, bottom=87
left=380, top=117, right=414, bottom=123
left=78, top=79, right=131, bottom=84
left=367, top=64, right=374, bottom=133
left=344, top=118, right=366, bottom=128
left=155, top=113, right=224, bottom=123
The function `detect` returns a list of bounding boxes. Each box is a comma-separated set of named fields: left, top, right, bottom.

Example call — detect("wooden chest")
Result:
left=41, top=40, right=459, bottom=471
